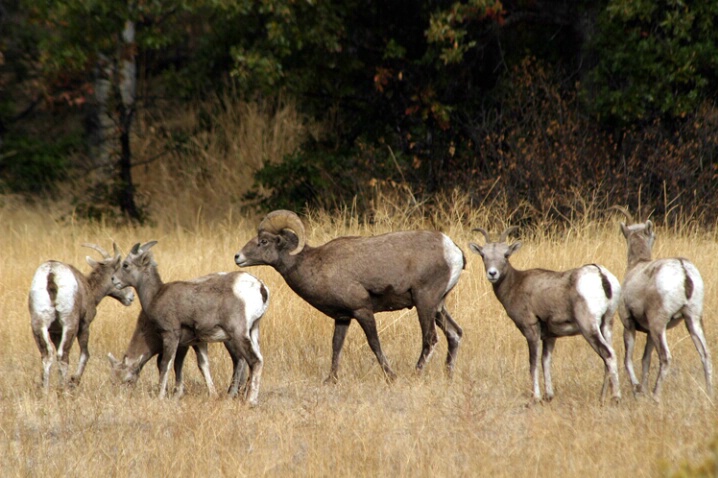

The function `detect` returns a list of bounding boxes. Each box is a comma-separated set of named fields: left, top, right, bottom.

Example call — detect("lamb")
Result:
left=234, top=210, right=465, bottom=383
left=29, top=243, right=135, bottom=391
left=108, top=311, right=245, bottom=397
left=469, top=227, right=622, bottom=403
left=111, top=241, right=269, bottom=404
left=613, top=207, right=712, bottom=400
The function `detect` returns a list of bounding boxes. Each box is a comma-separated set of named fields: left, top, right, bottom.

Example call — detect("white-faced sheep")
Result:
left=469, top=227, right=622, bottom=403
left=234, top=210, right=465, bottom=383
left=112, top=241, right=268, bottom=404
left=29, top=243, right=135, bottom=391
left=613, top=207, right=712, bottom=401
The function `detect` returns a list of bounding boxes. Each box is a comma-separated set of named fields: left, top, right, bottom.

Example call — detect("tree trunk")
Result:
left=117, top=19, right=141, bottom=221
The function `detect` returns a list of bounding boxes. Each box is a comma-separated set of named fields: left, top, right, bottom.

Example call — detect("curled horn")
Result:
left=258, top=210, right=306, bottom=255
left=471, top=227, right=492, bottom=243
left=610, top=205, right=634, bottom=224
left=82, top=243, right=111, bottom=260
left=498, top=226, right=519, bottom=243
left=130, top=241, right=158, bottom=255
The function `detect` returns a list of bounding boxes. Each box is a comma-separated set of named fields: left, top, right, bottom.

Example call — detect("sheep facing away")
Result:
left=108, top=311, right=247, bottom=398
left=469, top=227, right=622, bottom=404
left=29, top=243, right=135, bottom=391
left=613, top=207, right=712, bottom=400
left=112, top=241, right=269, bottom=404
left=234, top=210, right=465, bottom=383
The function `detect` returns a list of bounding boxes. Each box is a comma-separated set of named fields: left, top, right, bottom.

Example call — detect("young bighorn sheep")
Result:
left=29, top=243, right=135, bottom=391
left=469, top=227, right=622, bottom=403
left=112, top=241, right=268, bottom=404
left=613, top=207, right=712, bottom=400
left=108, top=311, right=238, bottom=397
left=234, top=210, right=465, bottom=383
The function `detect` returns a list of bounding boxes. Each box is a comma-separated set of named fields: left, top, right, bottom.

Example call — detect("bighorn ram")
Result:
left=469, top=227, right=622, bottom=403
left=112, top=241, right=269, bottom=404
left=234, top=210, right=465, bottom=383
left=613, top=207, right=712, bottom=400
left=108, top=311, right=245, bottom=397
left=29, top=243, right=135, bottom=391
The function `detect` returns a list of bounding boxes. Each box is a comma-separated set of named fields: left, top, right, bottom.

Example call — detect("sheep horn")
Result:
left=82, top=243, right=111, bottom=259
left=610, top=205, right=634, bottom=224
left=498, top=226, right=519, bottom=243
left=471, top=228, right=492, bottom=243
left=258, top=210, right=306, bottom=255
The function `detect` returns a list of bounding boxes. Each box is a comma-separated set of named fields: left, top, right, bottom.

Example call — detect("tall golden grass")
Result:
left=2, top=196, right=717, bottom=477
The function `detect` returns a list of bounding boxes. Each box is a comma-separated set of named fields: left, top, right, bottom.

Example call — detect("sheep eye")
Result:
left=259, top=239, right=268, bottom=246
left=122, top=262, right=129, bottom=269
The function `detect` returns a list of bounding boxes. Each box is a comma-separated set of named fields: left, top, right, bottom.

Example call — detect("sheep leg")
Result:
left=640, top=336, right=655, bottom=394
left=415, top=305, right=439, bottom=373
left=70, top=323, right=90, bottom=387
left=354, top=310, right=397, bottom=382
left=684, top=316, right=713, bottom=396
left=157, top=336, right=180, bottom=399
left=193, top=343, right=218, bottom=398
left=56, top=324, right=75, bottom=389
left=172, top=345, right=190, bottom=397
left=525, top=334, right=542, bottom=403
left=623, top=325, right=642, bottom=395
left=650, top=328, right=671, bottom=402
left=225, top=341, right=248, bottom=397
left=326, top=319, right=351, bottom=384
left=541, top=337, right=556, bottom=402
left=237, top=333, right=263, bottom=407
left=435, top=307, right=463, bottom=376
left=33, top=326, right=56, bottom=392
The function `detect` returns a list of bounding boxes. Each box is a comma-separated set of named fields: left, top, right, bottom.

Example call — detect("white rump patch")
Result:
left=441, top=234, right=464, bottom=294
left=232, top=273, right=269, bottom=329
left=575, top=267, right=612, bottom=319
left=29, top=262, right=78, bottom=324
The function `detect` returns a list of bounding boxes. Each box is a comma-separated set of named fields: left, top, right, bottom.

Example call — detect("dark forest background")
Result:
left=1, top=0, right=717, bottom=225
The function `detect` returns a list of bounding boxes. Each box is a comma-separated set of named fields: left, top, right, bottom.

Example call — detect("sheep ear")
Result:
left=645, top=220, right=653, bottom=233
left=507, top=241, right=522, bottom=256
left=86, top=256, right=99, bottom=267
left=468, top=242, right=484, bottom=257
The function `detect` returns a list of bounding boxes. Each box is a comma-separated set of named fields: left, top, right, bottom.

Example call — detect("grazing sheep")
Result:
left=108, top=311, right=246, bottom=397
left=469, top=227, right=622, bottom=403
left=112, top=241, right=268, bottom=404
left=613, top=207, right=712, bottom=400
left=29, top=243, right=135, bottom=391
left=234, top=210, right=465, bottom=383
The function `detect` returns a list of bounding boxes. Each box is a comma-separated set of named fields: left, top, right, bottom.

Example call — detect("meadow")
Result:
left=1, top=198, right=717, bottom=477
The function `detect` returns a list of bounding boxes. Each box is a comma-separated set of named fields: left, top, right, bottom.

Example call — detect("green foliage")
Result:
left=0, top=134, right=76, bottom=194
left=586, top=0, right=718, bottom=125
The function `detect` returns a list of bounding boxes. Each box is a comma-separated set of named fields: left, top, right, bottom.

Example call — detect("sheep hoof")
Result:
left=323, top=375, right=339, bottom=385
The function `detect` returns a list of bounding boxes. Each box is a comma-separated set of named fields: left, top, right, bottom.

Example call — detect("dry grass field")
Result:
left=1, top=200, right=717, bottom=477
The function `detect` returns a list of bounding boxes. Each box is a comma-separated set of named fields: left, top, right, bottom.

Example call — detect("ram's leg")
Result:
left=354, top=310, right=396, bottom=382
left=623, top=324, right=641, bottom=395
left=650, top=327, right=671, bottom=402
left=157, top=336, right=180, bottom=399
left=33, top=326, right=56, bottom=392
left=435, top=306, right=463, bottom=376
left=173, top=345, right=190, bottom=397
left=325, top=319, right=351, bottom=384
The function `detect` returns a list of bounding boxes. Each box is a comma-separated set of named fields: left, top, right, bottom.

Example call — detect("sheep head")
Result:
left=611, top=206, right=655, bottom=264
left=235, top=210, right=306, bottom=268
left=83, top=242, right=135, bottom=306
left=112, top=240, right=158, bottom=291
left=468, top=226, right=521, bottom=284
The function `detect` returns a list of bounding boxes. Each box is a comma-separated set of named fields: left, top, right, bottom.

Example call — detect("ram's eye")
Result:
left=259, top=238, right=268, bottom=246
left=122, top=262, right=129, bottom=269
